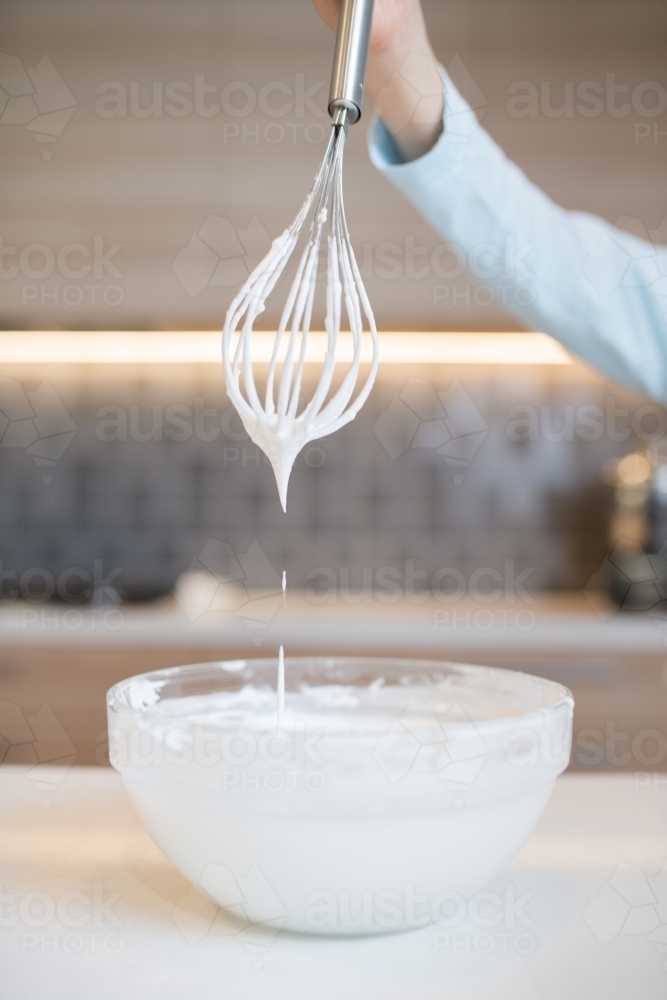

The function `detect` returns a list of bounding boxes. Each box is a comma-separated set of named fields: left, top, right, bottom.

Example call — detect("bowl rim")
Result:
left=107, top=656, right=574, bottom=737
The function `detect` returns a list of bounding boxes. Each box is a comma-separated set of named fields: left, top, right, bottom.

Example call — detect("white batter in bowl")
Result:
left=107, top=657, right=573, bottom=936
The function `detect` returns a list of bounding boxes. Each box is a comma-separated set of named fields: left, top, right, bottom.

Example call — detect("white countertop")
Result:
left=0, top=592, right=665, bottom=655
left=1, top=766, right=666, bottom=998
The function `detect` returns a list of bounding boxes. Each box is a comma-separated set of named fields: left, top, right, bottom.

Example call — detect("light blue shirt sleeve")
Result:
left=367, top=68, right=667, bottom=402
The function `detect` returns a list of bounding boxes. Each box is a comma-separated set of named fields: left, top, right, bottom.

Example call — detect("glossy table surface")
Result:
left=1, top=766, right=666, bottom=999
left=1, top=591, right=665, bottom=654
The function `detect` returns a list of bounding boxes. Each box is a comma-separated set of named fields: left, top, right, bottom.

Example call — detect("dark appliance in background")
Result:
left=601, top=445, right=667, bottom=615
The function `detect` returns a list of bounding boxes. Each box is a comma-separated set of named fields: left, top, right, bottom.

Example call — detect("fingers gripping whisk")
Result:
left=222, top=118, right=379, bottom=510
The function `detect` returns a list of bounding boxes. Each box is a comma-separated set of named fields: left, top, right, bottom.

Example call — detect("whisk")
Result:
left=222, top=0, right=378, bottom=511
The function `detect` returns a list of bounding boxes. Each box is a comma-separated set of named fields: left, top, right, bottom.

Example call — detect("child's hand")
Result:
left=312, top=0, right=419, bottom=57
left=312, top=0, right=444, bottom=161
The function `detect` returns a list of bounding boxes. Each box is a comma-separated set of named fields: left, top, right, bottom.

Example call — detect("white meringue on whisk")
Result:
left=221, top=117, right=378, bottom=511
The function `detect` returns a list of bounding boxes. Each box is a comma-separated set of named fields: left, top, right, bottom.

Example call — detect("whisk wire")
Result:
left=277, top=130, right=342, bottom=420
left=222, top=117, right=379, bottom=509
left=264, top=127, right=339, bottom=419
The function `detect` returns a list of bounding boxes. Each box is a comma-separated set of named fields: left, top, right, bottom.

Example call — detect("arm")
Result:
left=313, top=0, right=667, bottom=402
left=369, top=70, right=667, bottom=401
left=312, top=0, right=444, bottom=161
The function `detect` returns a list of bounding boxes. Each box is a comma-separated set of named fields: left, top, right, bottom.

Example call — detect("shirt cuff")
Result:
left=367, top=66, right=480, bottom=176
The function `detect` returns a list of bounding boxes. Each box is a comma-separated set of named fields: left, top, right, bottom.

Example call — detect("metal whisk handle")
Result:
left=328, top=0, right=375, bottom=125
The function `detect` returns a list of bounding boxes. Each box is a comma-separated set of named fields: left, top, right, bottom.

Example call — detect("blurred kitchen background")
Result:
left=1, top=0, right=667, bottom=777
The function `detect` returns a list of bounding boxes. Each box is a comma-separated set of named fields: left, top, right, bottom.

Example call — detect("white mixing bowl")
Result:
left=107, top=657, right=573, bottom=936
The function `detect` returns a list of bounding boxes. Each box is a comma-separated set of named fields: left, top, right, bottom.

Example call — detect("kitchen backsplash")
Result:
left=3, top=0, right=665, bottom=334
left=1, top=368, right=657, bottom=601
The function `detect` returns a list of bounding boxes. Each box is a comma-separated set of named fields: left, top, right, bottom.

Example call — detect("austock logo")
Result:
left=584, top=863, right=667, bottom=971
left=171, top=215, right=272, bottom=297
left=0, top=701, right=76, bottom=807
left=174, top=539, right=283, bottom=644
left=0, top=53, right=76, bottom=160
left=507, top=76, right=667, bottom=124
left=581, top=214, right=667, bottom=311
left=373, top=377, right=488, bottom=483
left=444, top=54, right=488, bottom=135
left=172, top=862, right=286, bottom=967
left=3, top=883, right=126, bottom=955
left=583, top=543, right=667, bottom=649
left=373, top=700, right=488, bottom=795
left=0, top=234, right=125, bottom=310
left=0, top=377, right=76, bottom=483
